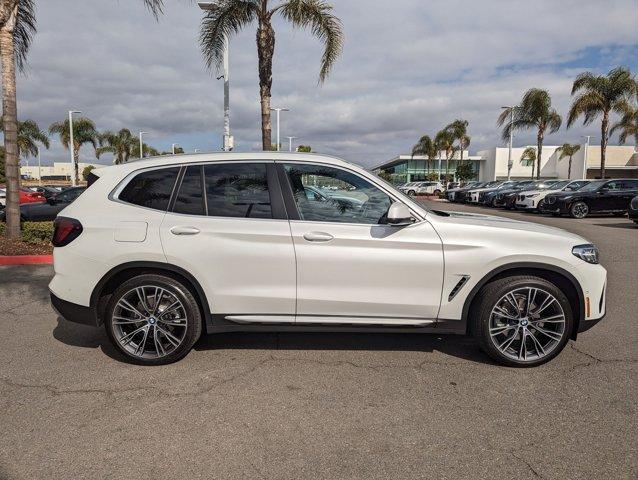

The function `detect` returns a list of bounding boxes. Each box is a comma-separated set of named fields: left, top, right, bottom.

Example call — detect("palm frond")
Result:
left=13, top=0, right=37, bottom=72
left=142, top=0, right=164, bottom=19
left=277, top=0, right=344, bottom=82
left=567, top=92, right=604, bottom=127
left=199, top=0, right=259, bottom=72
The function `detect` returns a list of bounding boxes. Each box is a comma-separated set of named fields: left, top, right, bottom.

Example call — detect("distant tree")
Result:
left=96, top=128, right=137, bottom=164
left=296, top=145, right=312, bottom=153
left=200, top=0, right=343, bottom=150
left=498, top=89, right=561, bottom=180
left=455, top=162, right=475, bottom=182
left=610, top=105, right=638, bottom=147
left=520, top=147, right=537, bottom=179
left=81, top=165, right=95, bottom=181
left=556, top=143, right=581, bottom=179
left=435, top=128, right=456, bottom=180
left=445, top=119, right=470, bottom=165
left=131, top=142, right=160, bottom=158
left=0, top=118, right=49, bottom=160
left=49, top=117, right=99, bottom=185
left=567, top=67, right=637, bottom=179
left=376, top=170, right=392, bottom=182
left=411, top=134, right=437, bottom=174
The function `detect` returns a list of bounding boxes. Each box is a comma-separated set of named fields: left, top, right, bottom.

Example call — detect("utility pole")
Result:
left=37, top=146, right=42, bottom=186
left=68, top=110, right=81, bottom=186
left=502, top=106, right=514, bottom=180
left=172, top=143, right=179, bottom=155
left=286, top=136, right=298, bottom=152
left=270, top=107, right=289, bottom=151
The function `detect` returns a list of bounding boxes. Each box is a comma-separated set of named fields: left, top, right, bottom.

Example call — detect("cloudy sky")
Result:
left=13, top=0, right=638, bottom=168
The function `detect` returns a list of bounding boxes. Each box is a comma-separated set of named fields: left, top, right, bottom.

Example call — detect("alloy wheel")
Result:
left=571, top=202, right=589, bottom=219
left=488, top=287, right=566, bottom=362
left=111, top=285, right=188, bottom=359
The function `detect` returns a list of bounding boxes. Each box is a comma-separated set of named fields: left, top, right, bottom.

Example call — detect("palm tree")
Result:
left=610, top=105, right=638, bottom=149
left=49, top=117, right=99, bottom=185
left=199, top=0, right=344, bottom=151
left=0, top=118, right=49, bottom=158
left=435, top=128, right=456, bottom=182
left=131, top=142, right=160, bottom=158
left=96, top=128, right=137, bottom=164
left=411, top=134, right=437, bottom=177
left=567, top=67, right=638, bottom=179
left=445, top=119, right=471, bottom=165
left=0, top=0, right=163, bottom=239
left=555, top=143, right=581, bottom=179
left=498, top=89, right=562, bottom=180
left=520, top=147, right=537, bottom=179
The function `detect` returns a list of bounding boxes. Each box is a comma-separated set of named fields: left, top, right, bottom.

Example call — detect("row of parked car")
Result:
left=446, top=178, right=638, bottom=224
left=0, top=185, right=86, bottom=222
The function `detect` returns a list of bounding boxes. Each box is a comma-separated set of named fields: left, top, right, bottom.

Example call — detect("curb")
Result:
left=0, top=255, right=53, bottom=265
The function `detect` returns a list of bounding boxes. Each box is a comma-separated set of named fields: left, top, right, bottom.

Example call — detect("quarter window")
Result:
left=283, top=163, right=392, bottom=224
left=622, top=180, right=638, bottom=189
left=119, top=167, right=179, bottom=211
left=204, top=163, right=272, bottom=218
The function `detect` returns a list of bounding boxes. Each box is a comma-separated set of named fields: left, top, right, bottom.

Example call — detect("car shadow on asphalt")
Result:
left=52, top=317, right=495, bottom=365
left=592, top=222, right=636, bottom=229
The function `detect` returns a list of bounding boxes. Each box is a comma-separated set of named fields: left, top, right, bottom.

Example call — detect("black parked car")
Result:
left=478, top=181, right=519, bottom=206
left=0, top=187, right=85, bottom=222
left=540, top=179, right=638, bottom=218
left=490, top=180, right=538, bottom=208
left=447, top=181, right=484, bottom=202
left=628, top=195, right=638, bottom=224
left=498, top=180, right=561, bottom=209
left=28, top=186, right=62, bottom=199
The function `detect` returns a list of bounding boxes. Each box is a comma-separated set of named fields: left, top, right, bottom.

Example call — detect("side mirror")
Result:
left=386, top=202, right=414, bottom=226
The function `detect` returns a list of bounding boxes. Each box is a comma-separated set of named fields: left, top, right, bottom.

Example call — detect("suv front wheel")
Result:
left=472, top=276, right=573, bottom=367
left=105, top=274, right=202, bottom=365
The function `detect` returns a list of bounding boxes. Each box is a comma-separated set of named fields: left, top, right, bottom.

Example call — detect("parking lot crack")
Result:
left=509, top=451, right=545, bottom=479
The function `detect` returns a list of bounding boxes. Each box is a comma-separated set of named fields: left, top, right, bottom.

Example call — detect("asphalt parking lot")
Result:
left=1, top=201, right=636, bottom=480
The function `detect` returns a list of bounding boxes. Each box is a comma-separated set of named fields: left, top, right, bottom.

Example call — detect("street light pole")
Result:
left=582, top=135, right=592, bottom=180
left=502, top=106, right=514, bottom=180
left=68, top=110, right=81, bottom=187
left=198, top=2, right=233, bottom=151
left=139, top=132, right=148, bottom=159
left=286, top=136, right=298, bottom=152
left=270, top=107, right=289, bottom=151
left=37, top=146, right=42, bottom=186
left=172, top=143, right=179, bottom=155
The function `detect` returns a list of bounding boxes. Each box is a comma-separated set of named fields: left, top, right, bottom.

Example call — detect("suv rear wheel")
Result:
left=105, top=274, right=202, bottom=365
left=570, top=201, right=589, bottom=219
left=472, top=276, right=573, bottom=367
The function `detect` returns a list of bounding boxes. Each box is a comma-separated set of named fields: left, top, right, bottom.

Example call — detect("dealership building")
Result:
left=373, top=145, right=638, bottom=183
left=20, top=162, right=101, bottom=181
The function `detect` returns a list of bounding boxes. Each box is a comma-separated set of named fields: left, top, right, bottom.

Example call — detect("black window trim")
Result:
left=110, top=164, right=181, bottom=213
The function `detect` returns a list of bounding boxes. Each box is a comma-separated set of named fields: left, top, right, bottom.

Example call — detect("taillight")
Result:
left=52, top=217, right=83, bottom=247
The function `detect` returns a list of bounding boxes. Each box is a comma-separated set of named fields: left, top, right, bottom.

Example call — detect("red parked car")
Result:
left=20, top=188, right=45, bottom=204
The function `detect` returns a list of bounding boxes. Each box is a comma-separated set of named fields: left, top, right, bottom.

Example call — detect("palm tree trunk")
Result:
left=0, top=9, right=20, bottom=240
left=568, top=156, right=572, bottom=179
left=601, top=111, right=609, bottom=179
left=73, top=145, right=80, bottom=185
left=536, top=131, right=543, bottom=180
left=257, top=19, right=275, bottom=151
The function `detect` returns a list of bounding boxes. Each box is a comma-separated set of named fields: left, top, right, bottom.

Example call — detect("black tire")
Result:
left=570, top=201, right=589, bottom=219
left=433, top=189, right=441, bottom=196
left=105, top=273, right=202, bottom=365
left=471, top=275, right=574, bottom=367
left=407, top=190, right=416, bottom=196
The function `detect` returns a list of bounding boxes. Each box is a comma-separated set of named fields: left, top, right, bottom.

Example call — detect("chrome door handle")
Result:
left=303, top=231, right=334, bottom=242
left=170, top=226, right=200, bottom=236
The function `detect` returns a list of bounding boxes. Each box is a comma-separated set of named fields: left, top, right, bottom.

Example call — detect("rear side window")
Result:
left=119, top=167, right=179, bottom=211
left=174, top=165, right=205, bottom=215
left=622, top=180, right=638, bottom=189
left=204, top=163, right=272, bottom=218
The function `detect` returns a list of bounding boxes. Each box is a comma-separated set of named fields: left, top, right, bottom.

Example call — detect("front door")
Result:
left=280, top=162, right=444, bottom=325
left=160, top=162, right=296, bottom=322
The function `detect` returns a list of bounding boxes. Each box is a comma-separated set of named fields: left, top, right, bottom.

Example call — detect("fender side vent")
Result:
left=448, top=275, right=470, bottom=301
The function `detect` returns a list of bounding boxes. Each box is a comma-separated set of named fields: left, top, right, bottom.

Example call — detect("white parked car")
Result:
left=466, top=181, right=503, bottom=203
left=50, top=153, right=607, bottom=367
left=400, top=181, right=444, bottom=196
left=515, top=180, right=590, bottom=211
left=0, top=187, right=5, bottom=206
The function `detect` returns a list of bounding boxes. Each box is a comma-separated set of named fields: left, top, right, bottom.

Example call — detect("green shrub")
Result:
left=0, top=221, right=54, bottom=244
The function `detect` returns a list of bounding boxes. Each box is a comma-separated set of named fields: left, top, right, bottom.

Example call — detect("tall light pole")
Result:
left=270, top=107, right=289, bottom=151
left=139, top=131, right=148, bottom=159
left=68, top=110, right=81, bottom=186
left=198, top=2, right=233, bottom=151
left=502, top=106, right=514, bottom=180
left=172, top=143, right=180, bottom=155
left=37, top=146, right=42, bottom=186
left=286, top=136, right=298, bottom=152
left=582, top=135, right=592, bottom=180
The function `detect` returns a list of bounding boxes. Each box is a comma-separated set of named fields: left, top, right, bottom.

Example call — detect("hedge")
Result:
left=0, top=221, right=54, bottom=244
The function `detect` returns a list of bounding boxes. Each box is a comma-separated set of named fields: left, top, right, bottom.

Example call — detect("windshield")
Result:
left=536, top=181, right=559, bottom=190
left=550, top=181, right=570, bottom=190
left=578, top=180, right=606, bottom=192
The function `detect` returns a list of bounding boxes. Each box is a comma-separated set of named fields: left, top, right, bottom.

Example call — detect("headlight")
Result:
left=572, top=244, right=599, bottom=264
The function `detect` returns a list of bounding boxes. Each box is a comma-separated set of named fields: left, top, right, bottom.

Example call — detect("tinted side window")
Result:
left=119, top=167, right=179, bottom=211
left=204, top=163, right=272, bottom=219
left=622, top=180, right=638, bottom=189
left=174, top=166, right=205, bottom=215
left=605, top=181, right=622, bottom=190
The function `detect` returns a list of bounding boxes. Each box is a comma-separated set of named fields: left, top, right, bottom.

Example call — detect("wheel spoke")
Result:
left=134, top=326, right=150, bottom=356
left=153, top=326, right=165, bottom=357
left=527, top=329, right=546, bottom=356
left=493, top=305, right=518, bottom=320
left=505, top=293, right=521, bottom=315
left=534, top=295, right=556, bottom=316
left=498, top=327, right=519, bottom=352
left=518, top=329, right=527, bottom=360
left=156, top=325, right=181, bottom=348
left=152, top=287, right=164, bottom=315
left=112, top=315, right=143, bottom=325
left=135, top=287, right=152, bottom=314
left=157, top=317, right=186, bottom=327
left=118, top=299, right=145, bottom=319
left=158, top=300, right=181, bottom=318
left=525, top=288, right=537, bottom=316
left=531, top=324, right=563, bottom=342
left=119, top=325, right=147, bottom=346
left=530, top=314, right=565, bottom=324
left=490, top=324, right=517, bottom=336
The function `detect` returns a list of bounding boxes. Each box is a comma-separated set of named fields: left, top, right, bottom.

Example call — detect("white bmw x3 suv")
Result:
left=49, top=153, right=607, bottom=367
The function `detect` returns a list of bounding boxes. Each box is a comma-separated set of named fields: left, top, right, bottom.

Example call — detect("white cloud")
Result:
left=8, top=0, right=638, bottom=167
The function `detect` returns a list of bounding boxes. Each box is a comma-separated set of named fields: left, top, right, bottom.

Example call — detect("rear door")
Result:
left=160, top=162, right=296, bottom=322
left=621, top=180, right=638, bottom=209
left=596, top=180, right=624, bottom=211
left=280, top=161, right=444, bottom=325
